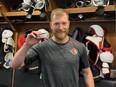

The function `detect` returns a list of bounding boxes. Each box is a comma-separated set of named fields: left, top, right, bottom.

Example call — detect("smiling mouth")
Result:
left=56, top=30, right=65, bottom=33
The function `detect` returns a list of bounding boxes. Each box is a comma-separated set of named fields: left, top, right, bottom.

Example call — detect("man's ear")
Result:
left=69, top=20, right=70, bottom=24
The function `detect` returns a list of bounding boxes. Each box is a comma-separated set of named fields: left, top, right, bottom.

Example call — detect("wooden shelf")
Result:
left=0, top=5, right=115, bottom=17
left=0, top=10, right=41, bottom=17
left=0, top=19, right=115, bottom=24
left=74, top=19, right=116, bottom=22
left=64, top=5, right=115, bottom=14
left=0, top=21, right=49, bottom=24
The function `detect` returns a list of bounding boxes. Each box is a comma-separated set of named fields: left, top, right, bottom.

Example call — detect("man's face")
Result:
left=50, top=14, right=70, bottom=40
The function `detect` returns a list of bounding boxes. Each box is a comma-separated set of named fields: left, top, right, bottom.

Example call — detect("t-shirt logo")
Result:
left=70, top=48, right=78, bottom=55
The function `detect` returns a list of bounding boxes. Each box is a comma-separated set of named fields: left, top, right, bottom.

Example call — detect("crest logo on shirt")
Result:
left=70, top=48, right=78, bottom=55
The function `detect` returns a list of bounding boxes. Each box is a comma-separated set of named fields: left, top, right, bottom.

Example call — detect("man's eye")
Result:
left=62, top=23, right=66, bottom=25
left=54, top=23, right=59, bottom=26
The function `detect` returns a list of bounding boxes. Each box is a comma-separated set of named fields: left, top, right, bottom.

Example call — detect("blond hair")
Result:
left=50, top=8, right=69, bottom=21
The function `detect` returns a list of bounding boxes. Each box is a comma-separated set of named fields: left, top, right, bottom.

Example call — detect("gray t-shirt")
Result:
left=25, top=37, right=90, bottom=87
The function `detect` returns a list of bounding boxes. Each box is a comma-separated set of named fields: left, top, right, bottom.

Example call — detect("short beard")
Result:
left=54, top=31, right=68, bottom=40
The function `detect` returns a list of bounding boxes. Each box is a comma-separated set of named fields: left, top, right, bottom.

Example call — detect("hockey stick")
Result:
left=0, top=2, right=16, bottom=31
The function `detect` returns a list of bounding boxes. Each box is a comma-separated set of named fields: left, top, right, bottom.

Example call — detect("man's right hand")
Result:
left=25, top=31, right=42, bottom=46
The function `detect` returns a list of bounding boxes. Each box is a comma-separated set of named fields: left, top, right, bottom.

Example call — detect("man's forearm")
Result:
left=85, top=73, right=95, bottom=87
left=83, top=68, right=95, bottom=87
left=11, top=43, right=31, bottom=68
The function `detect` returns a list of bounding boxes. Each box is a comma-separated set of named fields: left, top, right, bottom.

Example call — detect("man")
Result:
left=11, top=8, right=95, bottom=87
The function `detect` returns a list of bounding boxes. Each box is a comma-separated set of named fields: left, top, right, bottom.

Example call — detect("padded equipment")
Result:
left=2, top=30, right=13, bottom=43
left=91, top=0, right=109, bottom=6
left=100, top=51, right=114, bottom=63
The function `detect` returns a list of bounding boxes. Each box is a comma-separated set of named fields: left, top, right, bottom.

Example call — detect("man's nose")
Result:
left=58, top=24, right=63, bottom=30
